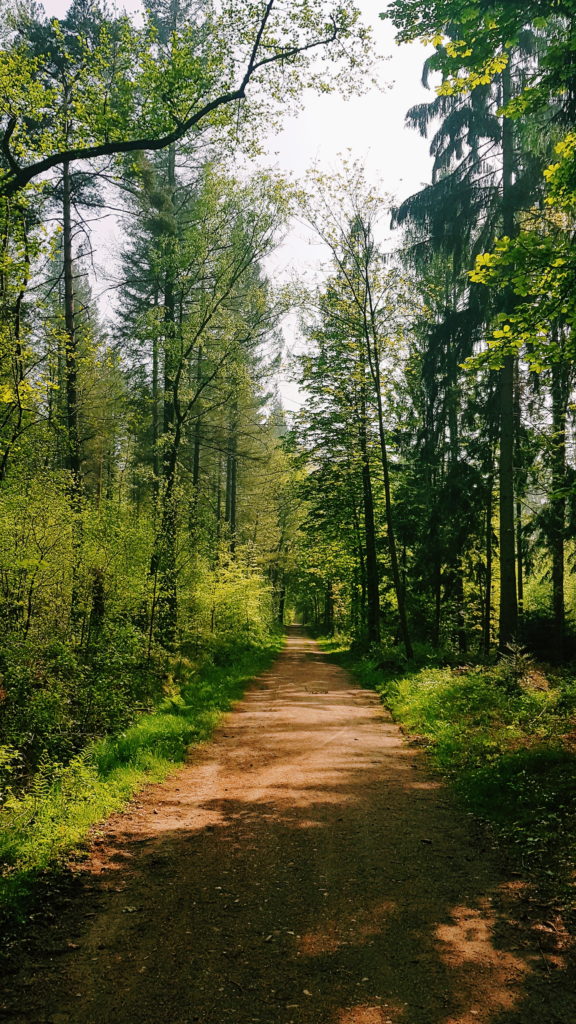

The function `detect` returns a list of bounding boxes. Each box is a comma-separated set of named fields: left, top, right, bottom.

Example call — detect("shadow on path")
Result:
left=1, top=627, right=574, bottom=1024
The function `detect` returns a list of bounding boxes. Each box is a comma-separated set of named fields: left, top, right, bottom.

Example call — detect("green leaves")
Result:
left=1, top=0, right=376, bottom=196
left=385, top=0, right=576, bottom=125
left=468, top=190, right=576, bottom=371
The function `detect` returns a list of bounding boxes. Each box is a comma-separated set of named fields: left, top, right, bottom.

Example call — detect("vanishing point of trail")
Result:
left=2, top=628, right=573, bottom=1024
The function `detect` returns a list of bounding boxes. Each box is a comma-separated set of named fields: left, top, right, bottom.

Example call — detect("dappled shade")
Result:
left=3, top=629, right=572, bottom=1024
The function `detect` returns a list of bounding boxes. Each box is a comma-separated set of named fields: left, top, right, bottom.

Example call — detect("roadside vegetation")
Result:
left=0, top=634, right=282, bottom=930
left=321, top=635, right=576, bottom=908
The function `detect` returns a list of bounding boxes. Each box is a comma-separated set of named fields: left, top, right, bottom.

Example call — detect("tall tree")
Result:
left=394, top=24, right=548, bottom=649
left=296, top=283, right=382, bottom=643
left=300, top=165, right=415, bottom=655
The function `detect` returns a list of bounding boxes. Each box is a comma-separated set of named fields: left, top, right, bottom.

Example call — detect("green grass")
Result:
left=323, top=640, right=576, bottom=893
left=0, top=636, right=283, bottom=929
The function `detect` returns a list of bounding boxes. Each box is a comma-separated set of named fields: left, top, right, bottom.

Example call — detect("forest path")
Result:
left=2, top=627, right=574, bottom=1024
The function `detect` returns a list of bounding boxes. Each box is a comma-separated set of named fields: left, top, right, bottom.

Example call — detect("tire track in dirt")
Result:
left=1, top=627, right=574, bottom=1024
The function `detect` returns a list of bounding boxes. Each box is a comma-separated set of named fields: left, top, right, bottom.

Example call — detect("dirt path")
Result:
left=1, top=628, right=574, bottom=1024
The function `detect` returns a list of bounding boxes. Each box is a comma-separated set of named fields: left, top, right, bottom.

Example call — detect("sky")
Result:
left=39, top=0, right=434, bottom=409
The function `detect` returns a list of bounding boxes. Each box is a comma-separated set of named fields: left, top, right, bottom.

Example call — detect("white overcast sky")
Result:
left=40, top=0, right=434, bottom=408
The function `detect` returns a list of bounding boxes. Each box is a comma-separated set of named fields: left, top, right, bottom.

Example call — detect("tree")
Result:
left=392, top=14, right=553, bottom=649
left=299, top=164, right=414, bottom=656
left=296, top=283, right=382, bottom=643
left=393, top=63, right=504, bottom=650
left=0, top=0, right=373, bottom=197
left=0, top=190, right=44, bottom=480
left=119, top=162, right=289, bottom=646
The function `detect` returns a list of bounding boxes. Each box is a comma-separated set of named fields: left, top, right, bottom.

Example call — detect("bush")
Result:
left=346, top=649, right=576, bottom=876
left=0, top=632, right=283, bottom=927
left=0, top=621, right=162, bottom=777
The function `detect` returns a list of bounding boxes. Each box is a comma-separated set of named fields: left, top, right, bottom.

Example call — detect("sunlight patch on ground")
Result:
left=336, top=1002, right=405, bottom=1023
left=436, top=904, right=524, bottom=967
left=299, top=900, right=397, bottom=955
left=435, top=903, right=530, bottom=1020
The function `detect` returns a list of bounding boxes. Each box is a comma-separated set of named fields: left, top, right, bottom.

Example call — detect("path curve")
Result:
left=1, top=628, right=574, bottom=1024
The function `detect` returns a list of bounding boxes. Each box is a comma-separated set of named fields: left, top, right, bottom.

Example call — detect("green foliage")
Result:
left=0, top=0, right=375, bottom=196
left=0, top=147, right=297, bottom=788
left=0, top=623, right=164, bottom=770
left=385, top=0, right=576, bottom=116
left=386, top=1, right=576, bottom=381
left=0, top=634, right=282, bottom=927
left=468, top=208, right=576, bottom=371
left=348, top=645, right=576, bottom=874
left=0, top=744, right=21, bottom=797
left=491, top=641, right=534, bottom=692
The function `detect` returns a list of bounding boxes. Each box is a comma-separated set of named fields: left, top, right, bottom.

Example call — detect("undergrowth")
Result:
left=323, top=638, right=576, bottom=898
left=0, top=636, right=282, bottom=930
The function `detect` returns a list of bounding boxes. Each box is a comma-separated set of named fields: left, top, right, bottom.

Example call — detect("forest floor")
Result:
left=1, top=627, right=574, bottom=1024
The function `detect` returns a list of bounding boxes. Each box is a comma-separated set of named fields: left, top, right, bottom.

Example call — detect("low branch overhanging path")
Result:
left=2, top=628, right=574, bottom=1024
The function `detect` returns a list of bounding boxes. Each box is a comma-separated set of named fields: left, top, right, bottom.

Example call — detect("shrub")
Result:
left=347, top=649, right=576, bottom=876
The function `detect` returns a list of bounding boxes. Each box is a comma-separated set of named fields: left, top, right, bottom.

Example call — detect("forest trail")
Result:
left=1, top=628, right=574, bottom=1024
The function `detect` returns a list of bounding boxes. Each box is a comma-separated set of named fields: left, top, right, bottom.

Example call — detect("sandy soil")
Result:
left=1, top=627, right=574, bottom=1024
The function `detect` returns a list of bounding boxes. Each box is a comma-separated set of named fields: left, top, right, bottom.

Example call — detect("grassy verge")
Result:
left=320, top=638, right=576, bottom=905
left=0, top=635, right=283, bottom=930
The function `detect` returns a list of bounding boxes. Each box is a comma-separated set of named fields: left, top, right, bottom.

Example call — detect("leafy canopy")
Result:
left=0, top=0, right=374, bottom=196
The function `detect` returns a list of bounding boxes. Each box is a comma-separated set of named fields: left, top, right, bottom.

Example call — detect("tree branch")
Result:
left=0, top=2, right=340, bottom=198
left=1, top=117, right=20, bottom=175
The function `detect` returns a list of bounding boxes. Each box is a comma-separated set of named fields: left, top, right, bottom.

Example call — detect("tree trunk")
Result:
left=358, top=391, right=380, bottom=645
left=498, top=64, right=518, bottom=650
left=455, top=561, right=468, bottom=656
left=324, top=583, right=334, bottom=633
left=550, top=354, right=568, bottom=660
left=278, top=584, right=286, bottom=627
left=151, top=142, right=180, bottom=647
left=370, top=362, right=413, bottom=659
left=62, top=160, right=84, bottom=627
left=225, top=405, right=238, bottom=554
left=447, top=358, right=466, bottom=654
left=192, top=345, right=203, bottom=488
left=483, top=474, right=494, bottom=656
left=162, top=144, right=177, bottom=441
left=514, top=359, right=524, bottom=626
left=0, top=207, right=29, bottom=482
left=215, top=455, right=222, bottom=550
left=363, top=271, right=413, bottom=658
left=516, top=496, right=524, bottom=622
left=352, top=505, right=367, bottom=637
left=189, top=344, right=203, bottom=538
left=152, top=286, right=160, bottom=494
left=151, top=423, right=180, bottom=649
left=498, top=354, right=518, bottom=648
left=62, top=160, right=82, bottom=495
left=432, top=559, right=441, bottom=649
